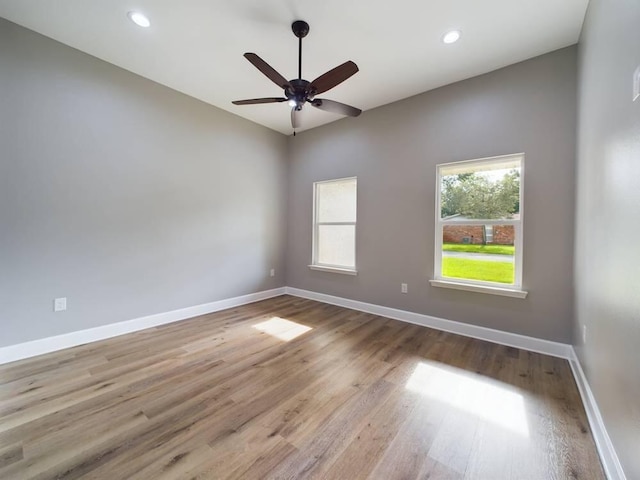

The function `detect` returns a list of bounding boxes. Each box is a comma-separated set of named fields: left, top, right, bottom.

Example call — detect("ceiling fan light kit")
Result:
left=232, top=20, right=362, bottom=135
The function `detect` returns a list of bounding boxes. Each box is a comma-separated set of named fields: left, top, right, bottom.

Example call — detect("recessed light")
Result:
left=442, top=30, right=461, bottom=44
left=128, top=11, right=150, bottom=28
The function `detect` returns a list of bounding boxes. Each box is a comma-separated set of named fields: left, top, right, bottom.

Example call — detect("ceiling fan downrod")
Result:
left=292, top=20, right=309, bottom=81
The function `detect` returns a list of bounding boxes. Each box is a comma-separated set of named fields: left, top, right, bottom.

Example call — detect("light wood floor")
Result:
left=0, top=295, right=604, bottom=479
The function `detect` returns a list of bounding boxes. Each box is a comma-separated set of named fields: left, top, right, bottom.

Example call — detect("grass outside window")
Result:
left=442, top=257, right=514, bottom=284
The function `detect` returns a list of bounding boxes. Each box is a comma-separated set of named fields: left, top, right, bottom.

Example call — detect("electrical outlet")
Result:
left=582, top=325, right=587, bottom=344
left=54, top=297, right=67, bottom=312
left=270, top=268, right=275, bottom=277
left=401, top=283, right=408, bottom=294
left=634, top=65, right=640, bottom=102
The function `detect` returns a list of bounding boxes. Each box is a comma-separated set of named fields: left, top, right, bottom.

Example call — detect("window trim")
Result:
left=433, top=153, right=527, bottom=296
left=429, top=279, right=528, bottom=298
left=310, top=176, right=358, bottom=273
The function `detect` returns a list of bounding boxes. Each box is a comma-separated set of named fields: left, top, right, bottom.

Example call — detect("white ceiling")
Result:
left=0, top=0, right=589, bottom=135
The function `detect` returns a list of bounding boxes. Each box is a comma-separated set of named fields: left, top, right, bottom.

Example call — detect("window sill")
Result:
left=308, top=265, right=358, bottom=276
left=430, top=279, right=528, bottom=298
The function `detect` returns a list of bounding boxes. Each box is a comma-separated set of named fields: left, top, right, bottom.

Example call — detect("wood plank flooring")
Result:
left=0, top=295, right=604, bottom=479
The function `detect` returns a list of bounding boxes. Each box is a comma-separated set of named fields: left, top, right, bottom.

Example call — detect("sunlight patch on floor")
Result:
left=252, top=317, right=312, bottom=341
left=406, top=361, right=529, bottom=436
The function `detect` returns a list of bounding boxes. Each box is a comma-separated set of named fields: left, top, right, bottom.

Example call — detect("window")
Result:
left=431, top=154, right=527, bottom=298
left=310, top=177, right=357, bottom=274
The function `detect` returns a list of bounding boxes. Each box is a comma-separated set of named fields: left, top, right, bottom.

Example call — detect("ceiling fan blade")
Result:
left=309, top=61, right=359, bottom=95
left=243, top=53, right=291, bottom=90
left=232, top=97, right=287, bottom=105
left=291, top=107, right=300, bottom=129
left=310, top=98, right=362, bottom=117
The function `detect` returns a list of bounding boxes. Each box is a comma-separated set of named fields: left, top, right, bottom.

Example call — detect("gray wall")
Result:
left=286, top=47, right=577, bottom=343
left=0, top=19, right=288, bottom=347
left=575, top=0, right=640, bottom=478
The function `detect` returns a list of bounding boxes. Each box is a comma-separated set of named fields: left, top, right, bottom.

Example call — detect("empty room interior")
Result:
left=0, top=0, right=638, bottom=479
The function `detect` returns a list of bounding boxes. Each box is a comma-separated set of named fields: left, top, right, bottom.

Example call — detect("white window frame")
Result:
left=430, top=153, right=527, bottom=298
left=309, top=177, right=358, bottom=275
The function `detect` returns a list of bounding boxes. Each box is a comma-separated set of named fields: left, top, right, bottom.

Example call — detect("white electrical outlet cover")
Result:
left=634, top=65, right=640, bottom=102
left=54, top=297, right=67, bottom=312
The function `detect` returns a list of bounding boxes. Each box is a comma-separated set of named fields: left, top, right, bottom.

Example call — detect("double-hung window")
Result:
left=310, top=177, right=357, bottom=274
left=431, top=154, right=527, bottom=298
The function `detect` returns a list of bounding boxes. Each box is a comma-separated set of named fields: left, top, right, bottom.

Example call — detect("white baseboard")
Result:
left=569, top=350, right=627, bottom=480
left=0, top=286, right=569, bottom=364
left=0, top=287, right=286, bottom=365
left=285, top=287, right=572, bottom=359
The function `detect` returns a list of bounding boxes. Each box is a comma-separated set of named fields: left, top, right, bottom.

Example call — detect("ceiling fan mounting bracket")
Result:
left=291, top=20, right=309, bottom=39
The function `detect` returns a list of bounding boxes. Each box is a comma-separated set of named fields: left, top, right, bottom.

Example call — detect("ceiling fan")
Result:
left=232, top=20, right=362, bottom=133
